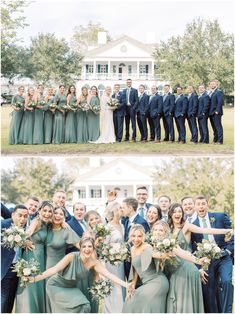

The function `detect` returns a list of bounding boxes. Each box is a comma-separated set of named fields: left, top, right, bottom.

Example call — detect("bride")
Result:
left=92, top=86, right=116, bottom=144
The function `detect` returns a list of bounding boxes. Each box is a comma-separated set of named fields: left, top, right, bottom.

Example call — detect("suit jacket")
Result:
left=112, top=91, right=126, bottom=116
left=209, top=89, right=224, bottom=116
left=149, top=93, right=163, bottom=118
left=1, top=218, right=16, bottom=280
left=174, top=94, right=188, bottom=118
left=191, top=212, right=234, bottom=257
left=122, top=87, right=139, bottom=111
left=1, top=203, right=12, bottom=219
left=122, top=214, right=150, bottom=242
left=163, top=92, right=175, bottom=116
left=187, top=93, right=199, bottom=117
left=197, top=92, right=210, bottom=118
left=137, top=93, right=149, bottom=115
left=67, top=216, right=85, bottom=238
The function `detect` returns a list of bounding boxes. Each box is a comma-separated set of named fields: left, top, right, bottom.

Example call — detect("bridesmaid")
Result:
left=76, top=86, right=89, bottom=143
left=87, top=86, right=100, bottom=141
left=52, top=85, right=66, bottom=144
left=20, top=87, right=36, bottom=144
left=65, top=85, right=77, bottom=143
left=102, top=202, right=125, bottom=313
left=44, top=87, right=55, bottom=144
left=15, top=201, right=54, bottom=313
left=33, top=84, right=45, bottom=144
left=8, top=85, right=25, bottom=145
left=29, top=237, right=130, bottom=313
left=84, top=210, right=102, bottom=231
left=146, top=205, right=162, bottom=229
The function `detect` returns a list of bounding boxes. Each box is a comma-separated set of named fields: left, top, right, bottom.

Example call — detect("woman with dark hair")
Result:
left=44, top=87, right=55, bottom=144
left=146, top=205, right=162, bottom=229
left=15, top=201, right=54, bottom=313
left=87, top=86, right=100, bottom=141
left=29, top=237, right=131, bottom=313
left=76, top=86, right=89, bottom=143
left=33, top=84, right=45, bottom=144
left=65, top=85, right=77, bottom=143
left=52, top=85, right=66, bottom=144
left=8, top=85, right=25, bottom=145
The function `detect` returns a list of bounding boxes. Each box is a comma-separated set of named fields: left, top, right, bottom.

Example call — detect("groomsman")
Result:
left=162, top=84, right=175, bottom=142
left=136, top=186, right=152, bottom=219
left=174, top=87, right=188, bottom=143
left=123, top=79, right=139, bottom=142
left=136, top=85, right=149, bottom=142
left=157, top=195, right=171, bottom=222
left=1, top=205, right=28, bottom=313
left=52, top=190, right=72, bottom=221
left=146, top=85, right=158, bottom=141
left=197, top=84, right=210, bottom=143
left=181, top=196, right=197, bottom=223
left=208, top=80, right=224, bottom=144
left=191, top=196, right=234, bottom=313
left=149, top=86, right=163, bottom=142
left=187, top=86, right=199, bottom=143
left=112, top=84, right=125, bottom=142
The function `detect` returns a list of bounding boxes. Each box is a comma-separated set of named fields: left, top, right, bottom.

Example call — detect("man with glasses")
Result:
left=136, top=186, right=152, bottom=219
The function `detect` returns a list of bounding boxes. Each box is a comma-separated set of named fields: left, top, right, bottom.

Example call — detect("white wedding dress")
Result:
left=93, top=94, right=116, bottom=144
left=102, top=223, right=125, bottom=313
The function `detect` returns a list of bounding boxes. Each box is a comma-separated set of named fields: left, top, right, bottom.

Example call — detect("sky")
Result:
left=18, top=0, right=234, bottom=46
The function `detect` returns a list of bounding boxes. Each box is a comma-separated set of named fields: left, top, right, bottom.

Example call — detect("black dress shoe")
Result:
left=163, top=138, right=169, bottom=142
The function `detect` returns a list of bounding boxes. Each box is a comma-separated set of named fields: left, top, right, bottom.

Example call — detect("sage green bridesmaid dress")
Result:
left=52, top=93, right=66, bottom=144
left=21, top=96, right=35, bottom=144
left=15, top=223, right=48, bottom=313
left=122, top=246, right=169, bottom=313
left=87, top=96, right=100, bottom=141
left=8, top=94, right=25, bottom=144
left=76, top=97, right=89, bottom=143
left=65, top=95, right=77, bottom=143
left=33, top=93, right=44, bottom=144
left=46, top=252, right=98, bottom=313
left=44, top=96, right=54, bottom=144
left=166, top=230, right=204, bottom=313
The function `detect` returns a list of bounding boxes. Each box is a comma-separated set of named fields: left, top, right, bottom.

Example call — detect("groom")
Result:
left=112, top=83, right=125, bottom=142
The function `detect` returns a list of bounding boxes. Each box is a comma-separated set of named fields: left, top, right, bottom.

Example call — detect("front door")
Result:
left=118, top=67, right=122, bottom=80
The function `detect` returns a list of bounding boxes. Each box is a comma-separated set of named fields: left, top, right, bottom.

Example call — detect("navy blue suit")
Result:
left=174, top=94, right=188, bottom=142
left=66, top=216, right=85, bottom=253
left=162, top=92, right=175, bottom=141
left=191, top=212, right=234, bottom=313
left=149, top=93, right=163, bottom=140
left=197, top=92, right=210, bottom=143
left=1, top=203, right=12, bottom=219
left=112, top=91, right=126, bottom=142
left=136, top=93, right=150, bottom=141
left=1, top=219, right=19, bottom=313
left=209, top=89, right=224, bottom=143
left=187, top=93, right=199, bottom=142
left=123, top=87, right=139, bottom=140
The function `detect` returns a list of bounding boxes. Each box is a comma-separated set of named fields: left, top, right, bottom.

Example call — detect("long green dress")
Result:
left=33, top=93, right=44, bottom=144
left=44, top=96, right=54, bottom=144
left=65, top=95, right=77, bottom=143
left=122, top=246, right=169, bottom=313
left=8, top=94, right=25, bottom=144
left=15, top=223, right=48, bottom=313
left=166, top=230, right=204, bottom=313
left=46, top=252, right=98, bottom=313
left=87, top=96, right=100, bottom=141
left=52, top=93, right=66, bottom=144
left=76, top=97, right=89, bottom=143
left=21, top=96, right=35, bottom=145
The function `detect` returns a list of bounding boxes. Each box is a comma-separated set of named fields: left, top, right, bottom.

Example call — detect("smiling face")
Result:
left=182, top=198, right=195, bottom=217
left=69, top=85, right=76, bottom=94
left=146, top=206, right=159, bottom=225
left=136, top=188, right=148, bottom=206
left=53, top=208, right=65, bottom=225
left=195, top=198, right=208, bottom=218
left=25, top=198, right=39, bottom=216
left=59, top=85, right=65, bottom=94
left=80, top=240, right=94, bottom=259
left=158, top=196, right=171, bottom=214
left=172, top=206, right=184, bottom=224
left=18, top=86, right=25, bottom=95
left=91, top=86, right=98, bottom=96
left=126, top=79, right=132, bottom=88
left=39, top=205, right=53, bottom=224
left=73, top=203, right=86, bottom=220
left=88, top=213, right=101, bottom=229
left=53, top=191, right=66, bottom=207
left=130, top=229, right=144, bottom=247
left=82, top=87, right=88, bottom=96
left=152, top=224, right=167, bottom=240
left=105, top=86, right=112, bottom=96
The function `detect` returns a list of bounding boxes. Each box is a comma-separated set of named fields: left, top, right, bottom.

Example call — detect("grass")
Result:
left=1, top=105, right=233, bottom=155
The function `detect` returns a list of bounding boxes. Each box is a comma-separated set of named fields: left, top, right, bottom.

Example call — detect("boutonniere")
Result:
left=210, top=217, right=215, bottom=224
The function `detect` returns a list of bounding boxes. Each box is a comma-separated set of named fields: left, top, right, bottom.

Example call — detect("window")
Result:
left=78, top=189, right=86, bottom=198
left=86, top=64, right=93, bottom=73
left=90, top=189, right=102, bottom=198
left=128, top=65, right=132, bottom=75
left=99, top=65, right=107, bottom=74
left=113, top=65, right=117, bottom=74
left=124, top=189, right=128, bottom=197
left=139, top=65, right=147, bottom=74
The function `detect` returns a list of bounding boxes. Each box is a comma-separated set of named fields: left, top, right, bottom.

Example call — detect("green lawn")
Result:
left=1, top=105, right=233, bottom=155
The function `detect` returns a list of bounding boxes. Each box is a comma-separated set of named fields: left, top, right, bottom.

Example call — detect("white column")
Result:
left=133, top=184, right=137, bottom=196
left=73, top=189, right=78, bottom=203
left=148, top=184, right=153, bottom=203
left=93, top=60, right=96, bottom=79
left=82, top=65, right=86, bottom=80
left=101, top=185, right=105, bottom=203
left=85, top=184, right=89, bottom=203
left=108, top=61, right=111, bottom=79
left=137, top=61, right=140, bottom=79
left=151, top=61, right=154, bottom=78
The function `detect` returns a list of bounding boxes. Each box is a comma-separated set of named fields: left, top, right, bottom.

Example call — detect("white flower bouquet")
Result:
left=91, top=103, right=101, bottom=114
left=49, top=103, right=57, bottom=110
left=153, top=235, right=179, bottom=268
left=15, top=102, right=24, bottom=108
left=88, top=278, right=113, bottom=300
left=99, top=242, right=130, bottom=265
left=12, top=258, right=41, bottom=288
left=28, top=101, right=37, bottom=108
left=39, top=100, right=47, bottom=106
left=194, top=239, right=221, bottom=270
left=78, top=102, right=91, bottom=112
left=93, top=223, right=111, bottom=239
left=1, top=224, right=27, bottom=249
left=107, top=98, right=119, bottom=109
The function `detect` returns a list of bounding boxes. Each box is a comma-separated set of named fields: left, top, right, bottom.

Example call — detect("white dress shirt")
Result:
left=198, top=213, right=216, bottom=243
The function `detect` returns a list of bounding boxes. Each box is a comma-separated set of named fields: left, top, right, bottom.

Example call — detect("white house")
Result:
left=76, top=35, right=169, bottom=95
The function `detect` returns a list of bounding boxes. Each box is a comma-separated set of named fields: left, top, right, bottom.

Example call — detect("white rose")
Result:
left=31, top=266, right=37, bottom=272
left=111, top=243, right=120, bottom=250
left=14, top=235, right=22, bottom=243
left=5, top=229, right=12, bottom=234
left=116, top=254, right=121, bottom=260
left=109, top=249, right=115, bottom=255
left=163, top=239, right=171, bottom=247
left=23, top=268, right=31, bottom=276
left=203, top=243, right=212, bottom=252
left=214, top=246, right=221, bottom=253
left=7, top=235, right=14, bottom=242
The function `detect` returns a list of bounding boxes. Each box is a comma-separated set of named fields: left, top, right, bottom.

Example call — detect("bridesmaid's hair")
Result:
left=80, top=236, right=95, bottom=249
left=147, top=205, right=162, bottom=221
left=129, top=224, right=146, bottom=243
left=59, top=85, right=65, bottom=89
left=39, top=200, right=54, bottom=212
left=53, top=206, right=66, bottom=216
left=152, top=220, right=170, bottom=236
left=67, top=85, right=76, bottom=96
left=105, top=201, right=121, bottom=222
left=167, top=203, right=185, bottom=231
left=90, top=85, right=99, bottom=97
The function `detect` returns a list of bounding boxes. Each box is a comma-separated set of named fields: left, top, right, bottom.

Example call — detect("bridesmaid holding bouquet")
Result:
left=76, top=86, right=89, bottom=143
left=52, top=85, right=66, bottom=144
left=87, top=86, right=100, bottom=141
left=65, top=85, right=77, bottom=143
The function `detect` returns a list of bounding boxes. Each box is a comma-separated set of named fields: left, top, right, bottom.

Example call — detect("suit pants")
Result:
left=1, top=269, right=18, bottom=313
left=163, top=114, right=174, bottom=141
left=125, top=106, right=136, bottom=140
left=137, top=112, right=147, bottom=140
left=198, top=116, right=209, bottom=143
left=146, top=112, right=155, bottom=140
left=187, top=115, right=198, bottom=142
left=153, top=115, right=161, bottom=140
left=113, top=111, right=124, bottom=141
left=175, top=115, right=186, bottom=142
left=209, top=114, right=223, bottom=143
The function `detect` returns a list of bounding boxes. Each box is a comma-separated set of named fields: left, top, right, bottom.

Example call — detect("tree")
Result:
left=1, top=158, right=74, bottom=204
left=29, top=33, right=83, bottom=86
left=153, top=18, right=234, bottom=94
left=153, top=158, right=234, bottom=219
left=71, top=21, right=112, bottom=53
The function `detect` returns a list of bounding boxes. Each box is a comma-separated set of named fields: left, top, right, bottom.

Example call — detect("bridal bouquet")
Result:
left=38, top=100, right=47, bottom=107
left=153, top=235, right=179, bottom=268
left=15, top=102, right=24, bottom=108
left=28, top=101, right=37, bottom=108
left=91, top=103, right=101, bottom=114
left=60, top=104, right=67, bottom=111
left=99, top=242, right=130, bottom=265
left=107, top=98, right=119, bottom=109
left=145, top=231, right=155, bottom=246
left=69, top=102, right=78, bottom=110
left=93, top=223, right=111, bottom=239
left=49, top=103, right=57, bottom=110
left=193, top=239, right=221, bottom=270
left=88, top=278, right=113, bottom=300
left=79, top=102, right=91, bottom=112
left=1, top=224, right=27, bottom=249
left=12, top=258, right=41, bottom=288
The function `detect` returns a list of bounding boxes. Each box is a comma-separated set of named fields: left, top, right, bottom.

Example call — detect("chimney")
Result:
left=98, top=32, right=107, bottom=45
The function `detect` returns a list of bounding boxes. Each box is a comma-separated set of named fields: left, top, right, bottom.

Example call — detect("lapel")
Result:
left=208, top=212, right=216, bottom=228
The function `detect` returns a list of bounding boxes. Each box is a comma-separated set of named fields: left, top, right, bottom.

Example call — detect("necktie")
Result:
left=202, top=218, right=209, bottom=240
left=188, top=217, right=192, bottom=223
left=163, top=94, right=167, bottom=101
left=139, top=207, right=144, bottom=218
left=79, top=220, right=86, bottom=232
